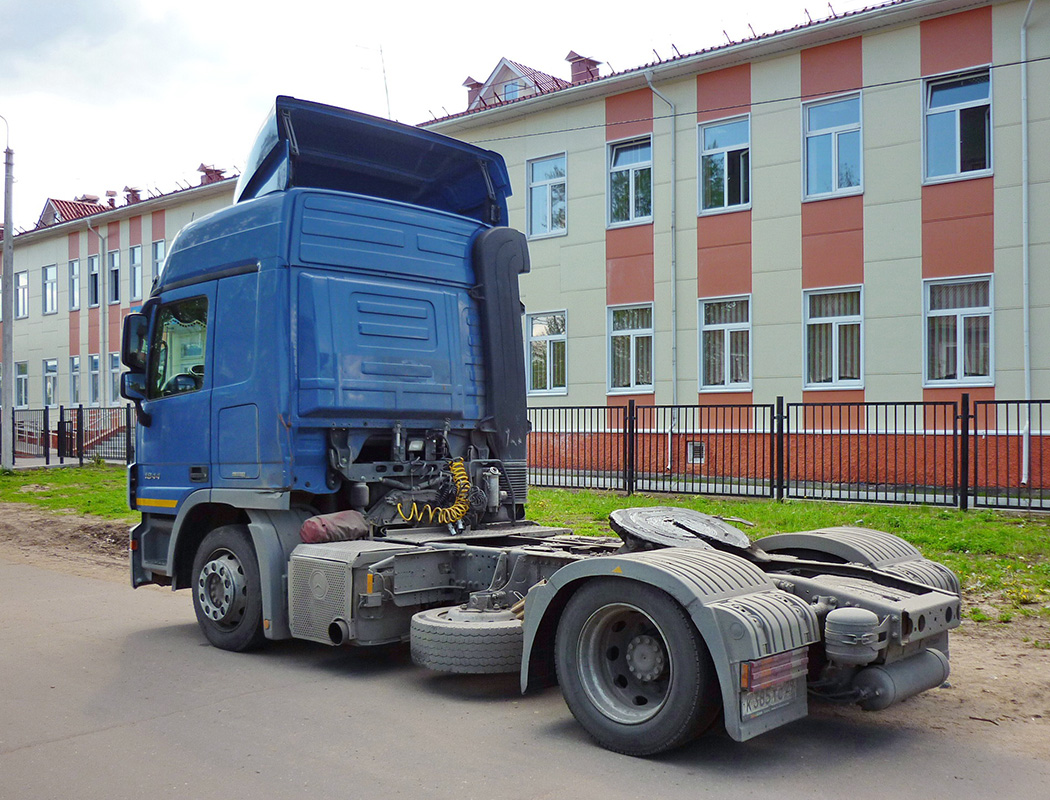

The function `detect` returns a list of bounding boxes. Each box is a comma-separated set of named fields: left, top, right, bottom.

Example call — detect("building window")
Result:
left=109, top=352, right=121, bottom=403
left=804, top=288, right=862, bottom=387
left=925, top=277, right=992, bottom=384
left=527, top=311, right=567, bottom=394
left=130, top=245, right=143, bottom=301
left=42, top=265, right=58, bottom=315
left=609, top=304, right=653, bottom=392
left=15, top=271, right=28, bottom=319
left=503, top=80, right=521, bottom=101
left=699, top=116, right=750, bottom=212
left=804, top=94, right=861, bottom=197
left=609, top=138, right=652, bottom=225
left=42, top=359, right=58, bottom=407
left=152, top=240, right=165, bottom=281
left=700, top=296, right=750, bottom=390
left=88, top=255, right=100, bottom=307
left=527, top=155, right=567, bottom=238
left=108, top=250, right=120, bottom=304
left=69, top=259, right=80, bottom=311
left=15, top=362, right=29, bottom=408
left=88, top=354, right=100, bottom=405
left=70, top=356, right=81, bottom=404
left=925, top=70, right=990, bottom=180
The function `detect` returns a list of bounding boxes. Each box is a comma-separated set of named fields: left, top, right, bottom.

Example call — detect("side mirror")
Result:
left=122, top=313, right=149, bottom=373
left=120, top=372, right=152, bottom=427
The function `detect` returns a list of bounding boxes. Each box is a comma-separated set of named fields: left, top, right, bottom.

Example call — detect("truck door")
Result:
left=134, top=284, right=216, bottom=513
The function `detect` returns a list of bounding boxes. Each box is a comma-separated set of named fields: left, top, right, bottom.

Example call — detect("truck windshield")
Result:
left=148, top=296, right=208, bottom=399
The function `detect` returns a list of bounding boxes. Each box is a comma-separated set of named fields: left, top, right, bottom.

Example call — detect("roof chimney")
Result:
left=75, top=194, right=100, bottom=204
left=565, top=51, right=601, bottom=84
left=105, top=190, right=118, bottom=208
left=463, top=76, right=483, bottom=109
left=197, top=163, right=226, bottom=185
left=123, top=186, right=142, bottom=204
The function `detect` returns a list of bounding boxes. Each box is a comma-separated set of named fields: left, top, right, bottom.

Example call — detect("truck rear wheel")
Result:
left=555, top=579, right=721, bottom=756
left=191, top=526, right=265, bottom=652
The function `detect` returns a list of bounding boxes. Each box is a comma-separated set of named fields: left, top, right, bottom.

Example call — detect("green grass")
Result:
left=528, top=487, right=1050, bottom=615
left=1, top=468, right=1046, bottom=618
left=0, top=464, right=135, bottom=521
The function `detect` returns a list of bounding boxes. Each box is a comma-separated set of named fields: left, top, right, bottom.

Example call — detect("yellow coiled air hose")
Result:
left=397, top=458, right=472, bottom=525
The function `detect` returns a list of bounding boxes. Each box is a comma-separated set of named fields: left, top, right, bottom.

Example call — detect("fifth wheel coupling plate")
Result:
left=609, top=506, right=752, bottom=552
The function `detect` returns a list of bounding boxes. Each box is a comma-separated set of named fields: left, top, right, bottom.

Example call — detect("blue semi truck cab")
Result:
left=121, top=98, right=961, bottom=756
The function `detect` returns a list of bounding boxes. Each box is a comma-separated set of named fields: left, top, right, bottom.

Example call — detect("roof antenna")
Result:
left=428, top=110, right=437, bottom=119
left=441, top=107, right=449, bottom=117
left=723, top=30, right=733, bottom=44
left=671, top=43, right=682, bottom=57
left=804, top=9, right=813, bottom=23
left=748, top=23, right=757, bottom=38
left=828, top=2, right=837, bottom=16
left=652, top=48, right=661, bottom=62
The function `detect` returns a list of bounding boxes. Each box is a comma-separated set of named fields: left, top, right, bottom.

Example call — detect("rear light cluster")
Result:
left=740, top=648, right=809, bottom=692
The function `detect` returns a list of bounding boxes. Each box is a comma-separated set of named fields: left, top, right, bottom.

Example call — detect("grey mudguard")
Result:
left=162, top=490, right=301, bottom=640
left=521, top=548, right=820, bottom=742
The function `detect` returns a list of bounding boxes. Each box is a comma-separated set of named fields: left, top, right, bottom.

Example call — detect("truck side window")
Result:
left=148, top=296, right=208, bottom=399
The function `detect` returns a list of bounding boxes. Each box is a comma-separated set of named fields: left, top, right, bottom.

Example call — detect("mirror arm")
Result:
left=133, top=398, right=152, bottom=427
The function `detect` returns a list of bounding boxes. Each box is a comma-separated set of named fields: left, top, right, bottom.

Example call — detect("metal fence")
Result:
left=4, top=405, right=135, bottom=465
left=529, top=396, right=1050, bottom=511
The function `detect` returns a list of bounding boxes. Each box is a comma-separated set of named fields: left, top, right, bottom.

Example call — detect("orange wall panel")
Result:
left=920, top=7, right=992, bottom=76
left=696, top=63, right=750, bottom=121
left=605, top=89, right=653, bottom=141
left=129, top=215, right=142, bottom=247
left=801, top=37, right=862, bottom=98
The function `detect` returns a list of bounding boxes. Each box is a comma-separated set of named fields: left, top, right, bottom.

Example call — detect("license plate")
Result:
left=740, top=680, right=798, bottom=720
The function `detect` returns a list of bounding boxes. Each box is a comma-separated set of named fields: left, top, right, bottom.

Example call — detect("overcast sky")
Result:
left=1, top=0, right=873, bottom=232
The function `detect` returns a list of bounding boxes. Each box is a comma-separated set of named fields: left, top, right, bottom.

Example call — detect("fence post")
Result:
left=125, top=404, right=133, bottom=465
left=626, top=399, right=636, bottom=496
left=58, top=406, right=65, bottom=463
left=10, top=406, right=15, bottom=465
left=43, top=406, right=51, bottom=465
left=77, top=405, right=84, bottom=467
left=775, top=396, right=785, bottom=501
left=958, top=393, right=970, bottom=511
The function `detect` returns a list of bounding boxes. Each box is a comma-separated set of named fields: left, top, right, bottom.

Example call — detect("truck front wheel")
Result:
left=191, top=526, right=265, bottom=652
left=555, top=579, right=721, bottom=756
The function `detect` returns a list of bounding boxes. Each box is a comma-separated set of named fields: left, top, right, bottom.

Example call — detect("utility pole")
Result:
left=1, top=114, right=14, bottom=471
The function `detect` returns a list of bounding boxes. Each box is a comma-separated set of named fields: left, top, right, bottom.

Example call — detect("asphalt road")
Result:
left=1, top=558, right=1047, bottom=800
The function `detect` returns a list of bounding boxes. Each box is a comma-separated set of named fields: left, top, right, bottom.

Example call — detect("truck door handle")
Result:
left=190, top=466, right=209, bottom=483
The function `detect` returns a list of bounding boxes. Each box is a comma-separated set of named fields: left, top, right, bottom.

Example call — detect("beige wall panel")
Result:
left=752, top=214, right=802, bottom=275
left=864, top=200, right=922, bottom=263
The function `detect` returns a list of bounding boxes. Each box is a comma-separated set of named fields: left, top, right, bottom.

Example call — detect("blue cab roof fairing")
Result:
left=234, top=96, right=512, bottom=226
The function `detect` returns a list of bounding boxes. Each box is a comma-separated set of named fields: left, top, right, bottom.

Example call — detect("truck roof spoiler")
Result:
left=234, top=96, right=512, bottom=226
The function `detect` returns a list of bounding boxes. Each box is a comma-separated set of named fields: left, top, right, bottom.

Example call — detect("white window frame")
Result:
left=607, top=136, right=653, bottom=228
left=15, top=271, right=28, bottom=319
left=526, top=154, right=567, bottom=240
left=151, top=239, right=166, bottom=281
left=802, top=92, right=863, bottom=200
left=923, top=68, right=992, bottom=184
left=803, top=286, right=864, bottom=389
left=526, top=310, right=568, bottom=395
left=70, top=355, right=81, bottom=405
left=607, top=303, right=654, bottom=394
left=108, top=250, right=120, bottom=304
left=699, top=295, right=752, bottom=392
left=129, top=244, right=143, bottom=301
left=42, top=265, right=58, bottom=315
left=42, top=359, right=58, bottom=407
left=88, top=354, right=100, bottom=406
left=109, top=352, right=121, bottom=404
left=69, top=259, right=80, bottom=311
left=923, top=275, right=994, bottom=387
left=88, top=255, right=100, bottom=308
left=15, top=362, right=29, bottom=408
left=698, top=115, right=751, bottom=215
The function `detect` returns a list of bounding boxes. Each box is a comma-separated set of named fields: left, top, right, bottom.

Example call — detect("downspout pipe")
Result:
left=1020, top=0, right=1035, bottom=485
left=644, top=70, right=678, bottom=469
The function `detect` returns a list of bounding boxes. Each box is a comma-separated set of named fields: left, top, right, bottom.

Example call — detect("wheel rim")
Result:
left=196, top=549, right=248, bottom=629
left=576, top=602, right=671, bottom=725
